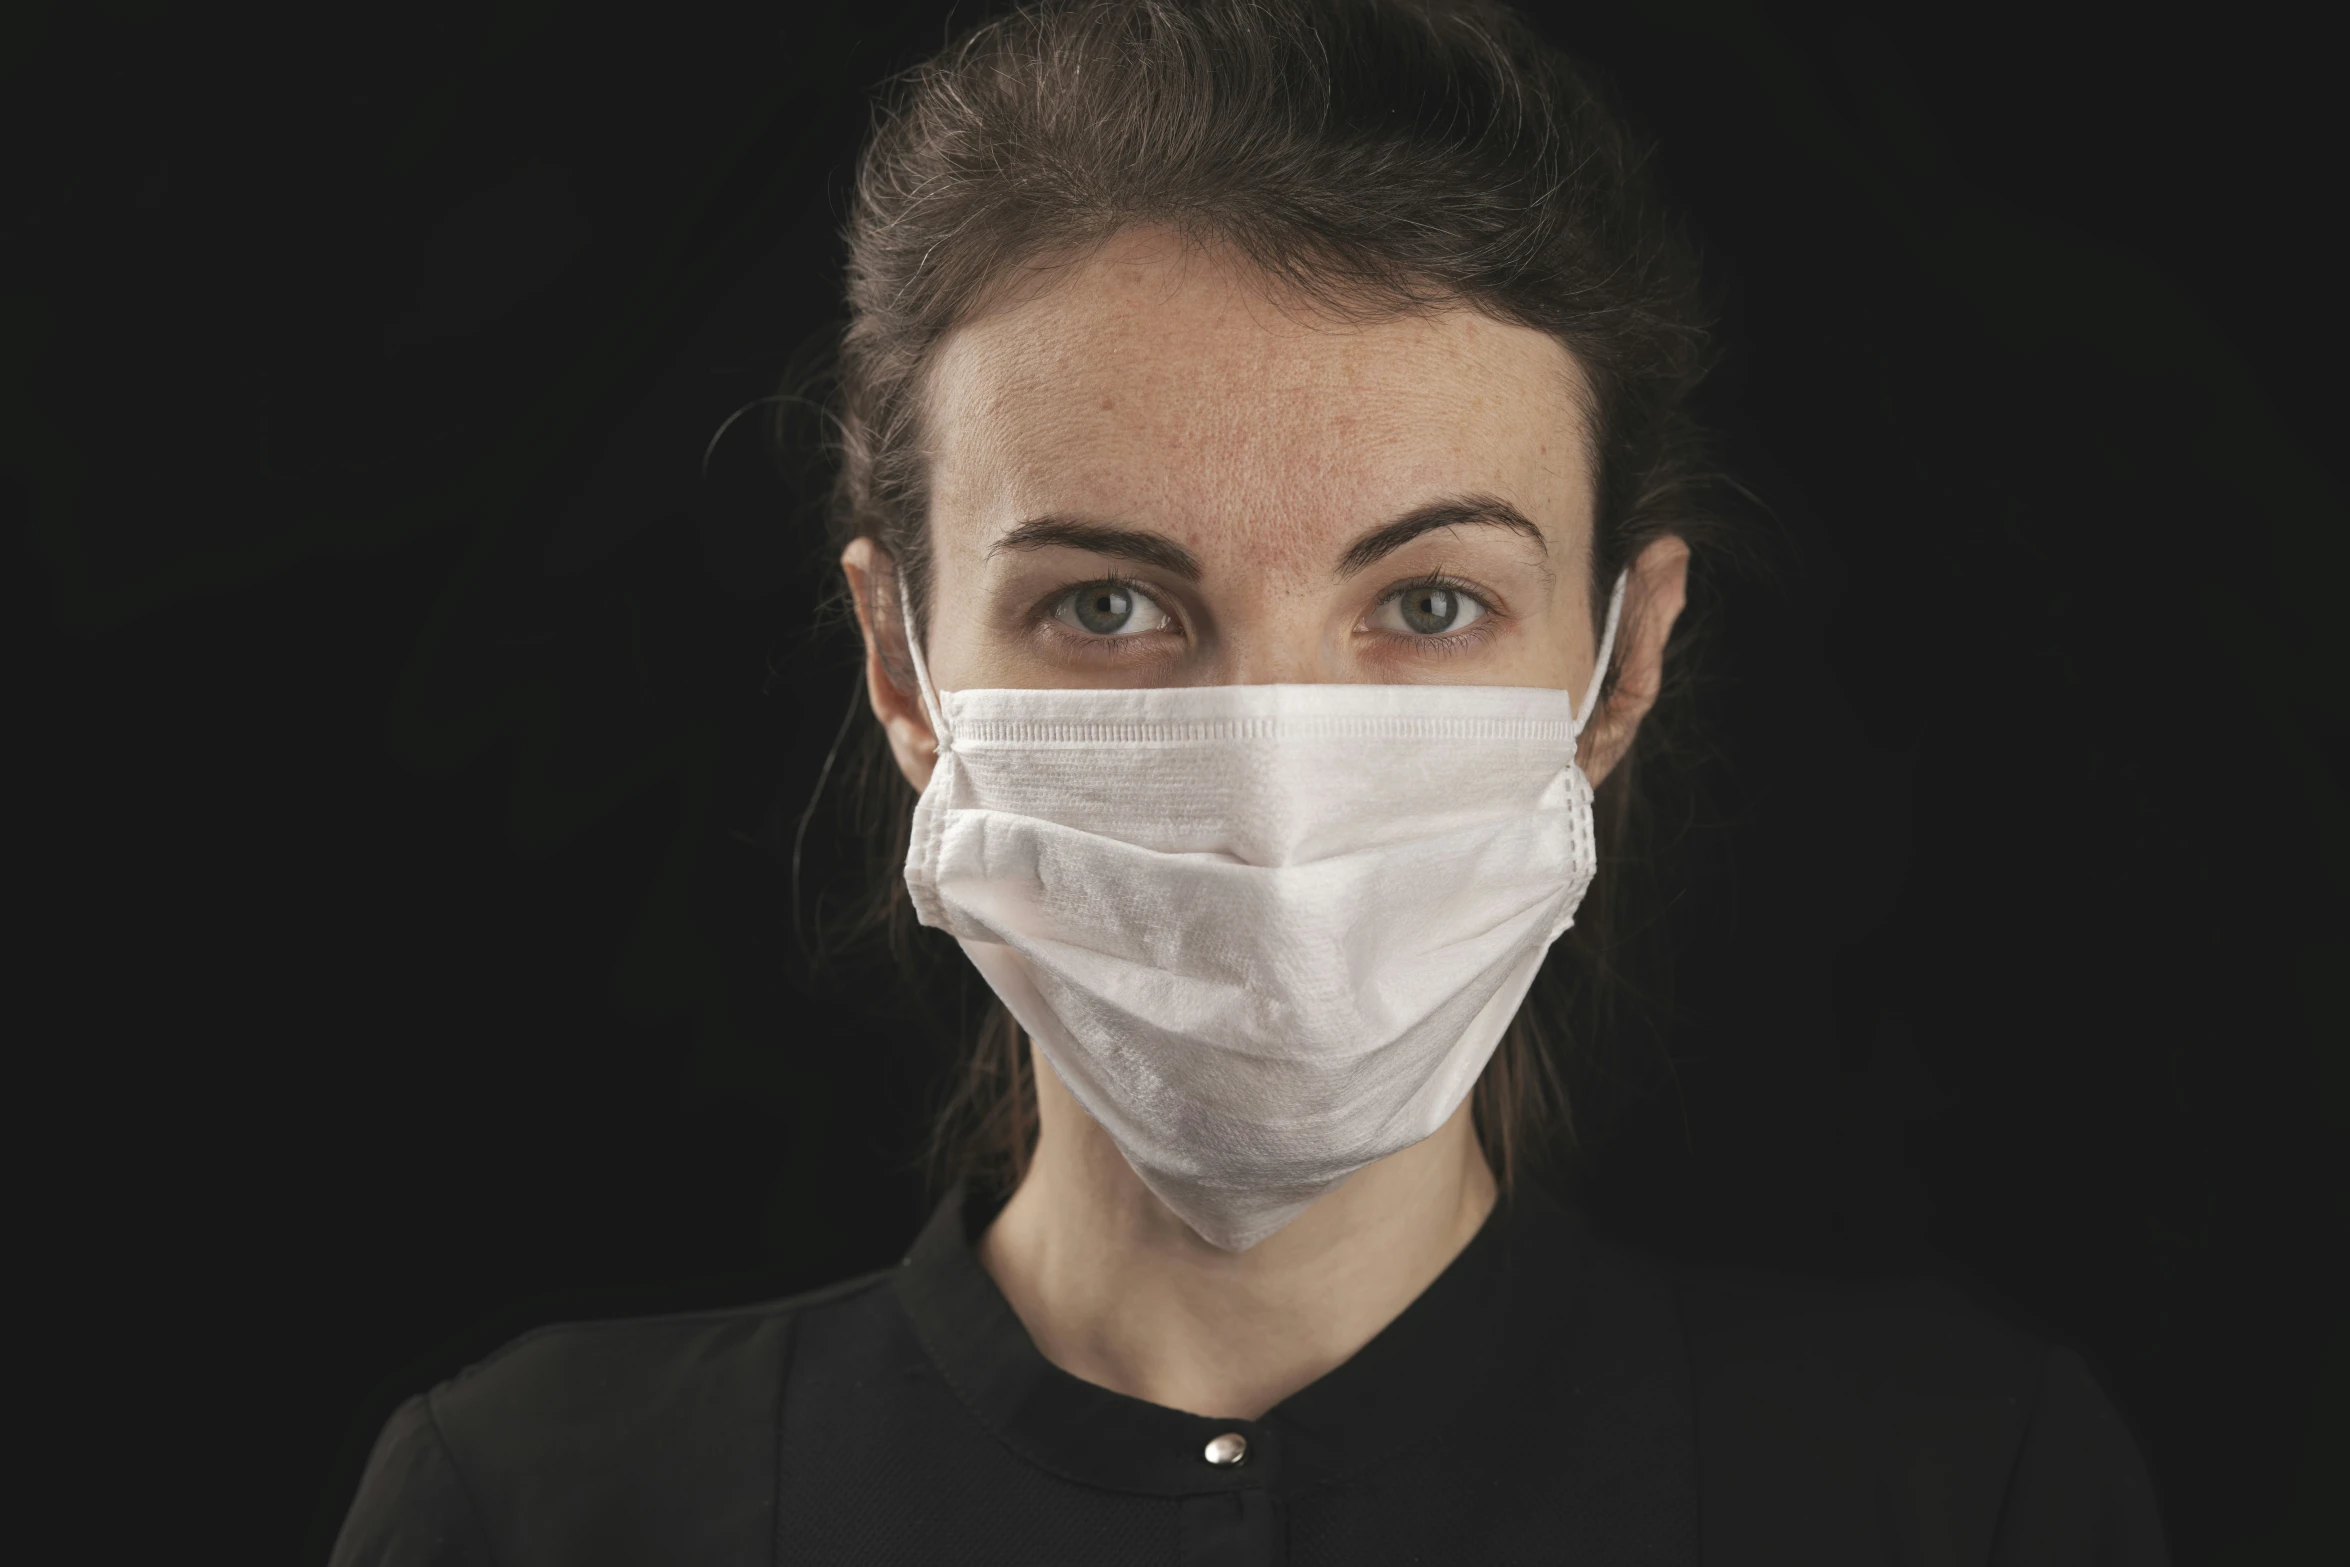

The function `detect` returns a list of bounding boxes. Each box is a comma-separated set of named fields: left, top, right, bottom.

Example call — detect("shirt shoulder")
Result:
left=1668, top=1257, right=2168, bottom=1566
left=327, top=1267, right=898, bottom=1567
left=1674, top=1256, right=2047, bottom=1412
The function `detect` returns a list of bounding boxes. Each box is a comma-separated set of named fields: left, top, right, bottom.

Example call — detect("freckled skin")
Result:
left=932, top=235, right=1577, bottom=670
left=836, top=224, right=1691, bottom=1424
left=849, top=224, right=1687, bottom=790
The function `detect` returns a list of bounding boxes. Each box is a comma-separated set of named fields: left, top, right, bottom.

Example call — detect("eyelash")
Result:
left=1035, top=573, right=1503, bottom=655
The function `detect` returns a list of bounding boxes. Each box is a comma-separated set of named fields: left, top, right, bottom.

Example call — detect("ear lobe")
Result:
left=1577, top=704, right=1625, bottom=786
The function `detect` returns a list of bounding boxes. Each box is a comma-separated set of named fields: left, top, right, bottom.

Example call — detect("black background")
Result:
left=12, top=1, right=2342, bottom=1562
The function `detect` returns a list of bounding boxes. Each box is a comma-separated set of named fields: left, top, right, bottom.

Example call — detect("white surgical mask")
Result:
left=900, top=569, right=1629, bottom=1251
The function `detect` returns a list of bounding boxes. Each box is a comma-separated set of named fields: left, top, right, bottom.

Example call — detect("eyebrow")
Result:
left=991, top=494, right=1549, bottom=581
left=1333, top=495, right=1548, bottom=576
left=993, top=517, right=1205, bottom=578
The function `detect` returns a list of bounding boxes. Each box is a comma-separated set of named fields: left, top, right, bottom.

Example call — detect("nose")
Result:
left=1212, top=608, right=1347, bottom=686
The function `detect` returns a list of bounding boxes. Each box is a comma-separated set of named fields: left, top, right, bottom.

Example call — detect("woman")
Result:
left=331, top=1, right=2169, bottom=1561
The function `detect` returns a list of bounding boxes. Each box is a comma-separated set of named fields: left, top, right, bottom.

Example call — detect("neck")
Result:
left=974, top=1036, right=1500, bottom=1421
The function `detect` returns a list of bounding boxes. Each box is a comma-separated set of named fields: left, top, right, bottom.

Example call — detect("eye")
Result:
left=1371, top=582, right=1489, bottom=636
left=1051, top=580, right=1172, bottom=637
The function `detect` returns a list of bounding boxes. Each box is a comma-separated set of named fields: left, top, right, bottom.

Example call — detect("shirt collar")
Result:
left=889, top=1175, right=1586, bottom=1497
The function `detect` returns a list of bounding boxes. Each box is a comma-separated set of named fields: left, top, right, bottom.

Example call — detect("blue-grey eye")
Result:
left=1375, top=584, right=1488, bottom=635
left=1054, top=581, right=1171, bottom=637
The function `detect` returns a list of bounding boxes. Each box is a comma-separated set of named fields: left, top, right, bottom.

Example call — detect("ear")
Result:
left=1578, top=534, right=1690, bottom=788
left=841, top=537, right=941, bottom=793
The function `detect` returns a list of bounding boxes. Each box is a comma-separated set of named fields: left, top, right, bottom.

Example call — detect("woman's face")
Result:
left=848, top=224, right=1688, bottom=789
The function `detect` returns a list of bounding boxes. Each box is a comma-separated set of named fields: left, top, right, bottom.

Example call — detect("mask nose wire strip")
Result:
left=896, top=575, right=951, bottom=754
left=1574, top=569, right=1632, bottom=736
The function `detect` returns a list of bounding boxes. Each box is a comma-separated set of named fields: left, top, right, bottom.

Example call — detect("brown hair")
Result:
left=781, top=0, right=1768, bottom=1210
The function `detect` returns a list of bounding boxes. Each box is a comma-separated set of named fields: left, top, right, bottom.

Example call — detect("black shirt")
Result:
left=329, top=1178, right=2168, bottom=1565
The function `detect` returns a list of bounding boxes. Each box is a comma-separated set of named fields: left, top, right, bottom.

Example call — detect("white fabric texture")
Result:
left=900, top=570, right=1629, bottom=1251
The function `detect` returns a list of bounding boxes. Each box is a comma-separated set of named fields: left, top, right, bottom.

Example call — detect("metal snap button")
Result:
left=1203, top=1431, right=1248, bottom=1467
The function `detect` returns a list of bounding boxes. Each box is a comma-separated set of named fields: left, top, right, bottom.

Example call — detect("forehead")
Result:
left=921, top=229, right=1594, bottom=568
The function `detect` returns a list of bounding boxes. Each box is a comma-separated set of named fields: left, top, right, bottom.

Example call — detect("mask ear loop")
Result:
left=1573, top=567, right=1632, bottom=737
left=895, top=572, right=951, bottom=755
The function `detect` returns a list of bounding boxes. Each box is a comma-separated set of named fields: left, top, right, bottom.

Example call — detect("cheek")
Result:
left=909, top=535, right=1001, bottom=692
left=1514, top=652, right=1580, bottom=697
left=1485, top=575, right=1579, bottom=690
